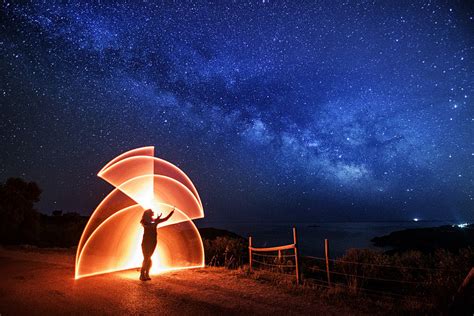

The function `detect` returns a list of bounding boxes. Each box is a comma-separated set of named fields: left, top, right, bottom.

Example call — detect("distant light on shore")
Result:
left=413, top=218, right=419, bottom=222
left=453, top=223, right=469, bottom=228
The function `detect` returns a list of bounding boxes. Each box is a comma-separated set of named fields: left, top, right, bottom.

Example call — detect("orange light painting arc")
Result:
left=75, top=146, right=205, bottom=279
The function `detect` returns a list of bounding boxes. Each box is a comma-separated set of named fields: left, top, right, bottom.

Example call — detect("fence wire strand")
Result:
left=252, top=258, right=296, bottom=268
left=303, top=255, right=447, bottom=272
left=252, top=265, right=298, bottom=276
left=307, top=267, right=430, bottom=285
left=253, top=252, right=295, bottom=259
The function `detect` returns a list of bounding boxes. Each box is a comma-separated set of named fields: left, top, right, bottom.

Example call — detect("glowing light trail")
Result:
left=75, top=146, right=205, bottom=279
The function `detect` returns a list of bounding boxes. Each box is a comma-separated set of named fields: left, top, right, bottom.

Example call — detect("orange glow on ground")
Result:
left=75, top=146, right=205, bottom=279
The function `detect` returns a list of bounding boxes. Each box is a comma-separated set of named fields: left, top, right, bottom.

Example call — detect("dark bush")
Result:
left=199, top=228, right=248, bottom=268
left=0, top=178, right=41, bottom=244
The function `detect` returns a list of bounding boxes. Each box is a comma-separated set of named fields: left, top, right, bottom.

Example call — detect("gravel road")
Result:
left=0, top=248, right=357, bottom=315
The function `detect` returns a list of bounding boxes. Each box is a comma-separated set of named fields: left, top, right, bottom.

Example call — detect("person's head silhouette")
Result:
left=141, top=209, right=154, bottom=224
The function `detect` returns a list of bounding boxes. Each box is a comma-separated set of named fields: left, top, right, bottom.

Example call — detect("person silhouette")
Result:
left=140, top=207, right=175, bottom=281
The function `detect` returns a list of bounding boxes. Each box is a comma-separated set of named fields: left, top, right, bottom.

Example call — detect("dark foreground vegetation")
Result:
left=301, top=248, right=473, bottom=314
left=0, top=177, right=88, bottom=247
left=199, top=227, right=248, bottom=268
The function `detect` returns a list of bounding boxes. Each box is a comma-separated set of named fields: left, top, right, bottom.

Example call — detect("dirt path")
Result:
left=0, top=248, right=358, bottom=315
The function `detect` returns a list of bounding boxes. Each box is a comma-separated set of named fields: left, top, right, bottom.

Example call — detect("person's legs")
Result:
left=144, top=241, right=157, bottom=280
left=140, top=244, right=151, bottom=281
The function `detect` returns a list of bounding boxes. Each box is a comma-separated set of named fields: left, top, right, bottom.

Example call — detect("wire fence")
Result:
left=249, top=228, right=301, bottom=282
left=252, top=257, right=296, bottom=268
left=304, top=255, right=450, bottom=272
left=301, top=254, right=455, bottom=303
left=308, top=266, right=429, bottom=284
left=250, top=252, right=443, bottom=304
left=253, top=252, right=295, bottom=259
left=248, top=228, right=472, bottom=307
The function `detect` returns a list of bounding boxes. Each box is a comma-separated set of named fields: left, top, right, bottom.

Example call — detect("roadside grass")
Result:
left=203, top=236, right=474, bottom=314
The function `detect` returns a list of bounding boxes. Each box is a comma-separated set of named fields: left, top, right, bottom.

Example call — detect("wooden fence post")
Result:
left=249, top=236, right=253, bottom=272
left=293, top=227, right=300, bottom=285
left=325, top=238, right=331, bottom=287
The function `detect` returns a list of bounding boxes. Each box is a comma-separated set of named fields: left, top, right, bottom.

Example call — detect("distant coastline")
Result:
left=371, top=223, right=474, bottom=253
left=198, top=220, right=473, bottom=257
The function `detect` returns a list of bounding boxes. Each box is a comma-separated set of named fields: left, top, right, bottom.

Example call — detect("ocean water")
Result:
left=197, top=221, right=456, bottom=258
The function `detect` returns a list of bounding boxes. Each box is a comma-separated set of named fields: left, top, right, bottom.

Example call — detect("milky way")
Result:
left=1, top=1, right=472, bottom=221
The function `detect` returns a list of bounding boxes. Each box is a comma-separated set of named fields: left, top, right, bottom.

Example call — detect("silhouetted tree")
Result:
left=0, top=177, right=41, bottom=244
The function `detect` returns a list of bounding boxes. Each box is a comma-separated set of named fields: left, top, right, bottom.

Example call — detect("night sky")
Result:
left=1, top=1, right=473, bottom=222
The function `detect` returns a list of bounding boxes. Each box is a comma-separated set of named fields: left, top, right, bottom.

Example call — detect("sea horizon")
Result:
left=197, top=219, right=471, bottom=258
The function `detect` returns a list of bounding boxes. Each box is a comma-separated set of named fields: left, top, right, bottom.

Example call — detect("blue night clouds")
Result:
left=0, top=1, right=472, bottom=221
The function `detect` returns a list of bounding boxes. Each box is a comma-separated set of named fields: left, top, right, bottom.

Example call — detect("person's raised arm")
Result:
left=156, top=208, right=175, bottom=224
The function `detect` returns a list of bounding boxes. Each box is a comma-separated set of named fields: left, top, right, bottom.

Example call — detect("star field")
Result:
left=0, top=1, right=473, bottom=221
